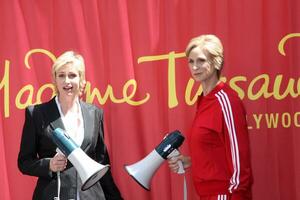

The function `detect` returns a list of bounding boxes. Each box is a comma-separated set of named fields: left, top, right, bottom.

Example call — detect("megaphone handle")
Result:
left=167, top=149, right=185, bottom=174
left=56, top=148, right=64, bottom=155
left=177, top=159, right=185, bottom=174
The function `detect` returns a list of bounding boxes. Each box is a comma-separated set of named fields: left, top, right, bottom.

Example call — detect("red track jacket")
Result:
left=188, top=82, right=252, bottom=196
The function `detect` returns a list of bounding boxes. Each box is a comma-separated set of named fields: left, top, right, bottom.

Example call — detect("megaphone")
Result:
left=124, top=130, right=185, bottom=190
left=52, top=128, right=110, bottom=191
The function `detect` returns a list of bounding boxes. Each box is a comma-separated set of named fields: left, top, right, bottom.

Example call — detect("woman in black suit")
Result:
left=18, top=51, right=123, bottom=200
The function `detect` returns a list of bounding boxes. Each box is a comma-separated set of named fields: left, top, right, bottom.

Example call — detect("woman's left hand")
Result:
left=49, top=153, right=67, bottom=172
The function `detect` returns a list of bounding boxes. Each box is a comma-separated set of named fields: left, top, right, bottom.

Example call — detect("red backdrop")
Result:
left=0, top=0, right=300, bottom=199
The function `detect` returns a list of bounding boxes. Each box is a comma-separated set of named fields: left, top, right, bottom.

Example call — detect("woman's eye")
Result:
left=57, top=74, right=65, bottom=78
left=197, top=58, right=206, bottom=63
left=188, top=59, right=194, bottom=64
left=196, top=58, right=207, bottom=65
left=69, top=73, right=78, bottom=79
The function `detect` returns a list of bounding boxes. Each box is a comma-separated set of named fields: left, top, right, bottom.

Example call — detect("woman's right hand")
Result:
left=167, top=155, right=191, bottom=173
left=49, top=153, right=67, bottom=172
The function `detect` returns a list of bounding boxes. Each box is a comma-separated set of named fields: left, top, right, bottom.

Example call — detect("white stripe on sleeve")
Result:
left=215, top=90, right=240, bottom=192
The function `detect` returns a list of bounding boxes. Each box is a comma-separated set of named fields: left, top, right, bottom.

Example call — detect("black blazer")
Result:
left=18, top=97, right=123, bottom=200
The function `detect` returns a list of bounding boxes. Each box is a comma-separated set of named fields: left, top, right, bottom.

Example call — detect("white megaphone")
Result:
left=124, top=130, right=185, bottom=190
left=52, top=128, right=110, bottom=191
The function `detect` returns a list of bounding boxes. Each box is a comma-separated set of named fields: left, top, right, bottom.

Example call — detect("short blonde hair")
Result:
left=52, top=51, right=86, bottom=91
left=185, top=35, right=224, bottom=75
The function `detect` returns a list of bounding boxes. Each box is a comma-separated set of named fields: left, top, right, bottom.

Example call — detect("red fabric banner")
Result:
left=0, top=0, right=300, bottom=199
left=0, top=116, right=11, bottom=200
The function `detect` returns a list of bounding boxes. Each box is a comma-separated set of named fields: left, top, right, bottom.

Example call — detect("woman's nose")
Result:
left=64, top=76, right=70, bottom=83
left=192, top=64, right=199, bottom=70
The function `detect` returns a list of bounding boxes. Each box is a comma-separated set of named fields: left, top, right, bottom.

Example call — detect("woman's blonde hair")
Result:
left=185, top=35, right=224, bottom=76
left=52, top=51, right=86, bottom=93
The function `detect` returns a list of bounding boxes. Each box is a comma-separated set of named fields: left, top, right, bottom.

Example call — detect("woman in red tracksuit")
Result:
left=168, top=35, right=252, bottom=200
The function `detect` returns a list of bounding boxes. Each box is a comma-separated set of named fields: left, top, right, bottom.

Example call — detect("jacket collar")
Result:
left=48, top=97, right=92, bottom=151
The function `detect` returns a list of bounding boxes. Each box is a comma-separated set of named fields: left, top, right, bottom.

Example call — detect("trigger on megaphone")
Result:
left=124, top=130, right=185, bottom=190
left=56, top=148, right=64, bottom=155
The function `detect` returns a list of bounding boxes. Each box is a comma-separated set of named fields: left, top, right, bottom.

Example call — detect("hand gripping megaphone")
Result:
left=124, top=130, right=185, bottom=190
left=52, top=128, right=110, bottom=191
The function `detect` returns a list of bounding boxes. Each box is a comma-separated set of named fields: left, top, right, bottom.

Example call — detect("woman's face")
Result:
left=54, top=63, right=81, bottom=98
left=188, top=46, right=218, bottom=82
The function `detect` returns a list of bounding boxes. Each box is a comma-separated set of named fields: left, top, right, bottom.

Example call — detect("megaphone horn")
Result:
left=124, top=130, right=185, bottom=190
left=52, top=128, right=110, bottom=191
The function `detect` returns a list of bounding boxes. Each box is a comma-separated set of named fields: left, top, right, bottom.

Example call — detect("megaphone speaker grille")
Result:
left=81, top=165, right=109, bottom=190
left=68, top=148, right=110, bottom=191
left=124, top=150, right=164, bottom=190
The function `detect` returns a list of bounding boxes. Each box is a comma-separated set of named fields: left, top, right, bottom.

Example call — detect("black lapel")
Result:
left=46, top=97, right=65, bottom=132
left=79, top=101, right=94, bottom=151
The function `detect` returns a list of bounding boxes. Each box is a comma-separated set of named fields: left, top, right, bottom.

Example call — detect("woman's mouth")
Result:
left=193, top=72, right=202, bottom=76
left=63, top=86, right=73, bottom=92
